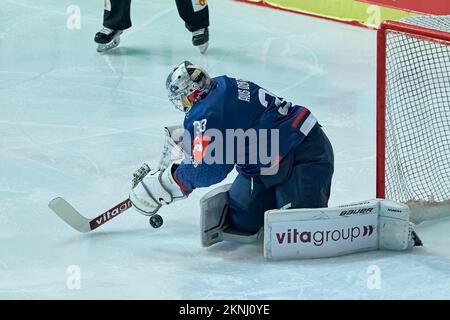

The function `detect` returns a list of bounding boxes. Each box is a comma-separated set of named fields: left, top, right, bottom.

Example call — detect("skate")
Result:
left=408, top=223, right=424, bottom=249
left=192, top=27, right=209, bottom=55
left=94, top=27, right=123, bottom=53
left=412, top=230, right=423, bottom=246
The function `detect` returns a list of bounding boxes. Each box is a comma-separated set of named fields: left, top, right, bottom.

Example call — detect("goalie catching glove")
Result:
left=129, top=162, right=186, bottom=215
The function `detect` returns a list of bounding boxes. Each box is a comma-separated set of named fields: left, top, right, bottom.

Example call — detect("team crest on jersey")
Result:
left=192, top=119, right=208, bottom=167
left=193, top=119, right=207, bottom=134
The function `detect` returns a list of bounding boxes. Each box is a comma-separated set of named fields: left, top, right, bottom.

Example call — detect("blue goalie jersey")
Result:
left=173, top=75, right=318, bottom=193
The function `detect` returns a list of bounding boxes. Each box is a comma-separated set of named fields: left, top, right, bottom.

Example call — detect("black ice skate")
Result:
left=411, top=230, right=423, bottom=247
left=94, top=27, right=123, bottom=53
left=192, top=27, right=209, bottom=55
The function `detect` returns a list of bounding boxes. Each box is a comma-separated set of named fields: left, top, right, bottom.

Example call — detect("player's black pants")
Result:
left=227, top=124, right=334, bottom=234
left=102, top=0, right=209, bottom=32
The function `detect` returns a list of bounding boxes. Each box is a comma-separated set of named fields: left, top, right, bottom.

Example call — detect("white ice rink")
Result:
left=1, top=0, right=450, bottom=299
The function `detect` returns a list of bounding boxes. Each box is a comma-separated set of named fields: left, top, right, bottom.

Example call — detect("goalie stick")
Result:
left=48, top=164, right=150, bottom=233
left=48, top=197, right=132, bottom=233
left=49, top=125, right=183, bottom=233
left=49, top=163, right=157, bottom=233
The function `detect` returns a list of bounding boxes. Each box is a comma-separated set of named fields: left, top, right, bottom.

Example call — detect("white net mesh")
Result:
left=401, top=15, right=450, bottom=32
left=383, top=15, right=450, bottom=220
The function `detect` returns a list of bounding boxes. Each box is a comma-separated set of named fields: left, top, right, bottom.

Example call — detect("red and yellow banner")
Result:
left=359, top=0, right=450, bottom=15
left=236, top=0, right=443, bottom=28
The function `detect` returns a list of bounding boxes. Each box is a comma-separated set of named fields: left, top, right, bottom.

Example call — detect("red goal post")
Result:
left=376, top=17, right=450, bottom=221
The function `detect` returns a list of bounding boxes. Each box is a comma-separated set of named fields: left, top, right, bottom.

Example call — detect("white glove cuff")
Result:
left=160, top=162, right=186, bottom=199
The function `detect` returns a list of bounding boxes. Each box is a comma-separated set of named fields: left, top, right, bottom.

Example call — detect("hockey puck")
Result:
left=149, top=214, right=163, bottom=228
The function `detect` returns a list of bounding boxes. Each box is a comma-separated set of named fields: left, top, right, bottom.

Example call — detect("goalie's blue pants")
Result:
left=227, top=124, right=334, bottom=234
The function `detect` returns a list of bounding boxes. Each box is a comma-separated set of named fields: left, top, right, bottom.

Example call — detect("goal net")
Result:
left=377, top=15, right=450, bottom=222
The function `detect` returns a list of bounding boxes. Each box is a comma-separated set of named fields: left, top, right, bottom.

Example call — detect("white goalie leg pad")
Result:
left=222, top=228, right=264, bottom=244
left=378, top=200, right=413, bottom=250
left=264, top=199, right=417, bottom=260
left=200, top=184, right=231, bottom=247
left=200, top=184, right=264, bottom=247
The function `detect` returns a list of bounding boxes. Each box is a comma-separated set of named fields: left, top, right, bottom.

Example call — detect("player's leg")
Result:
left=200, top=175, right=275, bottom=247
left=175, top=0, right=210, bottom=54
left=227, top=174, right=276, bottom=234
left=95, top=0, right=132, bottom=52
left=103, top=0, right=132, bottom=30
left=275, top=125, right=334, bottom=209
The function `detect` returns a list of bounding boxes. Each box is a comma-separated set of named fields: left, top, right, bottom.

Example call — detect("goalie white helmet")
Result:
left=166, top=61, right=212, bottom=112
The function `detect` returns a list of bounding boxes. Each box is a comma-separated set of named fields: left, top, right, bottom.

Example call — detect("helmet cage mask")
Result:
left=166, top=61, right=211, bottom=113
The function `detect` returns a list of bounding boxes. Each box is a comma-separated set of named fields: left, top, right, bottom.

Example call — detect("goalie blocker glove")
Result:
left=129, top=162, right=186, bottom=216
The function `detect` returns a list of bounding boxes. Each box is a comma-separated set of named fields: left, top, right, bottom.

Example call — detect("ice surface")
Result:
left=0, top=0, right=449, bottom=299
